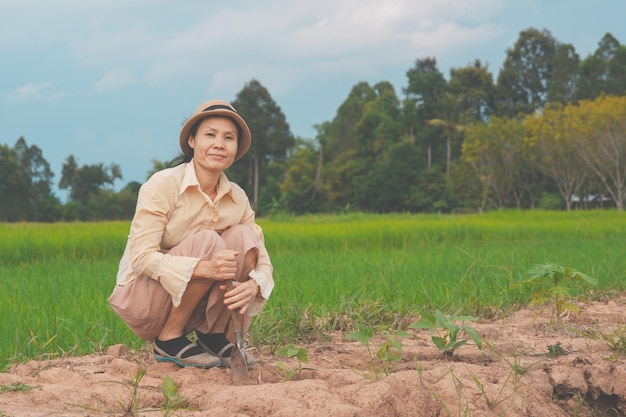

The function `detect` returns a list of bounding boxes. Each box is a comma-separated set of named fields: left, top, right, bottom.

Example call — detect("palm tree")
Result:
left=427, top=92, right=467, bottom=177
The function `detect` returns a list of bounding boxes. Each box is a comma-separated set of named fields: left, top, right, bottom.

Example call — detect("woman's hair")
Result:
left=169, top=115, right=244, bottom=168
left=168, top=154, right=191, bottom=167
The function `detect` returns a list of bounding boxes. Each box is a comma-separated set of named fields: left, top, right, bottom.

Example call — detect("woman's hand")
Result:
left=221, top=280, right=259, bottom=314
left=192, top=250, right=239, bottom=281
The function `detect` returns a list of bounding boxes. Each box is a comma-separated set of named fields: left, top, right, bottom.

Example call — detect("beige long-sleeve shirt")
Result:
left=115, top=162, right=274, bottom=314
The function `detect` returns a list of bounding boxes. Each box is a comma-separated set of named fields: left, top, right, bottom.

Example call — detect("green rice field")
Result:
left=1, top=210, right=625, bottom=370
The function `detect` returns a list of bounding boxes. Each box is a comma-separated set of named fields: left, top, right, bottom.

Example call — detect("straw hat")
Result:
left=179, top=99, right=251, bottom=160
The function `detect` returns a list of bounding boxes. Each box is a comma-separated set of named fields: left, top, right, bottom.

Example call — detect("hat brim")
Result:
left=179, top=106, right=251, bottom=161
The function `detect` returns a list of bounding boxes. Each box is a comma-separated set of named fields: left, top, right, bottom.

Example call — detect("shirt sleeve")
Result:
left=127, top=176, right=199, bottom=307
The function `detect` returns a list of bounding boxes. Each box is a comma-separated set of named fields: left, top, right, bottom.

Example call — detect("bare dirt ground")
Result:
left=2, top=295, right=626, bottom=417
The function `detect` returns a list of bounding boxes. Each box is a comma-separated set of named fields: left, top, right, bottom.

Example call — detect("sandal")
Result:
left=196, top=336, right=255, bottom=368
left=153, top=338, right=220, bottom=368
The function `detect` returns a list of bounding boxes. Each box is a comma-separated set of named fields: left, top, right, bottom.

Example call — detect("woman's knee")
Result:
left=168, top=230, right=226, bottom=257
left=221, top=224, right=259, bottom=246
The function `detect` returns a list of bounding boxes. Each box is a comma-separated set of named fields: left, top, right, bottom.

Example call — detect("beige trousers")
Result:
left=108, top=225, right=259, bottom=342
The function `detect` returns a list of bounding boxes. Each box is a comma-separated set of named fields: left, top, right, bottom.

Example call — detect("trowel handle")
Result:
left=226, top=280, right=243, bottom=332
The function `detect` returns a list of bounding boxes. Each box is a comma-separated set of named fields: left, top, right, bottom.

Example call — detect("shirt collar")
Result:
left=180, top=162, right=232, bottom=199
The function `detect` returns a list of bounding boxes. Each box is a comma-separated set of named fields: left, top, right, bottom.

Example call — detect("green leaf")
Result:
left=346, top=330, right=373, bottom=345
left=295, top=348, right=309, bottom=364
left=278, top=344, right=309, bottom=363
left=450, top=340, right=467, bottom=351
left=162, top=375, right=178, bottom=400
left=410, top=311, right=436, bottom=331
left=432, top=336, right=446, bottom=351
left=571, top=270, right=598, bottom=286
left=463, top=326, right=483, bottom=349
left=435, top=309, right=450, bottom=326
left=409, top=319, right=435, bottom=331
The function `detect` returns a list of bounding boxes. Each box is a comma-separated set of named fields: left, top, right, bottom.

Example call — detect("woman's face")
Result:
left=188, top=116, right=239, bottom=174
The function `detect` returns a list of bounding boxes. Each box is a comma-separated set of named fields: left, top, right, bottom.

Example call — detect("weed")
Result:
left=346, top=327, right=407, bottom=379
left=514, top=263, right=597, bottom=326
left=449, top=367, right=471, bottom=417
left=600, top=324, right=626, bottom=357
left=102, top=364, right=147, bottom=416
left=555, top=391, right=621, bottom=417
left=547, top=341, right=568, bottom=357
left=483, top=341, right=543, bottom=380
left=162, top=375, right=188, bottom=416
left=467, top=364, right=521, bottom=411
left=410, top=309, right=482, bottom=357
left=0, top=383, right=40, bottom=394
left=277, top=344, right=309, bottom=380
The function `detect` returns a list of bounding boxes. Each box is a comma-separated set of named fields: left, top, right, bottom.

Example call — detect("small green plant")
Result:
left=102, top=364, right=146, bottom=416
left=547, top=341, right=568, bottom=357
left=449, top=367, right=471, bottom=417
left=0, top=382, right=40, bottom=394
left=599, top=324, right=626, bottom=358
left=515, top=262, right=597, bottom=325
left=410, top=309, right=482, bottom=357
left=162, top=375, right=188, bottom=416
left=277, top=344, right=309, bottom=380
left=346, top=327, right=407, bottom=379
left=468, top=363, right=522, bottom=410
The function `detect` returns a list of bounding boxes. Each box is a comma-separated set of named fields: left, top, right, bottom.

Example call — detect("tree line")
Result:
left=1, top=28, right=625, bottom=221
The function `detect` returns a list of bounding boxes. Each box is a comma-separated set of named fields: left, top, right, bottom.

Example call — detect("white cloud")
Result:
left=1, top=0, right=507, bottom=95
left=4, top=82, right=66, bottom=102
left=94, top=68, right=134, bottom=92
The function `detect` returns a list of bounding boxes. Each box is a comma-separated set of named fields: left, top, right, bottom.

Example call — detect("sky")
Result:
left=1, top=0, right=625, bottom=200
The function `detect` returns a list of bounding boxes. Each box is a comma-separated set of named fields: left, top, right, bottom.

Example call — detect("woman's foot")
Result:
left=153, top=335, right=220, bottom=368
left=195, top=331, right=254, bottom=368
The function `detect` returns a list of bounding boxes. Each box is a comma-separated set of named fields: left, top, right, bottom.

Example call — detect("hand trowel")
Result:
left=227, top=280, right=250, bottom=385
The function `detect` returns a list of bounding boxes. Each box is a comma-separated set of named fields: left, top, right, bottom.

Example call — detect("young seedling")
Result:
left=101, top=364, right=146, bottom=415
left=277, top=344, right=309, bottom=380
left=410, top=309, right=482, bottom=358
left=515, top=263, right=597, bottom=325
left=346, top=327, right=407, bottom=378
left=162, top=375, right=188, bottom=416
left=547, top=341, right=568, bottom=357
left=600, top=323, right=626, bottom=359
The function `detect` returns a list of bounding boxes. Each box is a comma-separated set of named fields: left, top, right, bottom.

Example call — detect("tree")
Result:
left=427, top=92, right=467, bottom=177
left=404, top=57, right=448, bottom=169
left=525, top=103, right=590, bottom=210
left=354, top=141, right=424, bottom=213
left=0, top=143, right=26, bottom=221
left=280, top=139, right=320, bottom=214
left=325, top=82, right=377, bottom=160
left=346, top=82, right=405, bottom=211
left=19, top=139, right=55, bottom=221
left=462, top=117, right=536, bottom=210
left=147, top=159, right=170, bottom=179
left=448, top=59, right=496, bottom=122
left=353, top=81, right=403, bottom=159
left=495, top=28, right=559, bottom=117
left=575, top=95, right=626, bottom=210
left=231, top=79, right=295, bottom=210
left=0, top=137, right=57, bottom=222
left=547, top=43, right=580, bottom=104
left=319, top=81, right=405, bottom=211
left=577, top=33, right=626, bottom=100
left=448, top=159, right=483, bottom=211
left=312, top=122, right=330, bottom=204
left=59, top=155, right=122, bottom=204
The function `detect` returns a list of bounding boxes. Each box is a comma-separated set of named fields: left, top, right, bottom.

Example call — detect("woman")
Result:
left=108, top=100, right=274, bottom=368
